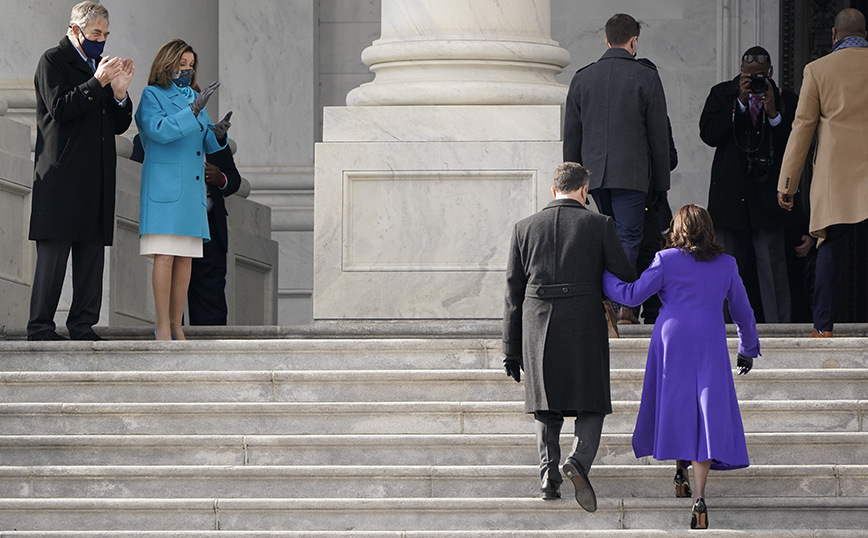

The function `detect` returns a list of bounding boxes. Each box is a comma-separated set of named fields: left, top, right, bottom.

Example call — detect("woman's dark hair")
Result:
left=667, top=204, right=725, bottom=262
left=148, top=39, right=198, bottom=88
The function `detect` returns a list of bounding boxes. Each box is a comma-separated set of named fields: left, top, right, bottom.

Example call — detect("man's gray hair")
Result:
left=69, top=1, right=109, bottom=29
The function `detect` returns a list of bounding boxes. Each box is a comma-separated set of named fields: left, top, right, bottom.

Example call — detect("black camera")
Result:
left=747, top=156, right=772, bottom=182
left=749, top=73, right=768, bottom=94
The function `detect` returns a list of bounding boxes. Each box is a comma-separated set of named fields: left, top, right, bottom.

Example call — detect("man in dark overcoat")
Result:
left=189, top=146, right=242, bottom=325
left=700, top=46, right=800, bottom=323
left=27, top=1, right=134, bottom=340
left=503, top=162, right=635, bottom=511
left=563, top=13, right=670, bottom=324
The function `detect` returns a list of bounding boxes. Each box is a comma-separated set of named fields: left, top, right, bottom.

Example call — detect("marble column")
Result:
left=219, top=0, right=317, bottom=325
left=346, top=0, right=569, bottom=105
left=314, top=0, right=569, bottom=319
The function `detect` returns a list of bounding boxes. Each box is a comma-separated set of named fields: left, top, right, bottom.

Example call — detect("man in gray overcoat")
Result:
left=563, top=13, right=670, bottom=324
left=503, top=162, right=635, bottom=511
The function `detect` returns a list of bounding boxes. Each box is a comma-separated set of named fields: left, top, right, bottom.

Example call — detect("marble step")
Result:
left=2, top=337, right=867, bottom=371
left=1, top=368, right=865, bottom=403
left=0, top=464, right=865, bottom=500
left=1, top=532, right=865, bottom=538
left=0, top=497, right=866, bottom=532
left=0, top=432, right=865, bottom=467
left=0, top=400, right=864, bottom=436
left=4, top=320, right=868, bottom=340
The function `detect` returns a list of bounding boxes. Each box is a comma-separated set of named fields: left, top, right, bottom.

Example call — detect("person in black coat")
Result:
left=131, top=132, right=241, bottom=325
left=700, top=46, right=801, bottom=323
left=503, top=162, right=635, bottom=510
left=27, top=2, right=134, bottom=341
left=563, top=13, right=670, bottom=324
left=189, top=144, right=241, bottom=325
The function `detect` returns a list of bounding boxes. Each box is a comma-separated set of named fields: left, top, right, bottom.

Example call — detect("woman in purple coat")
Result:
left=603, top=204, right=760, bottom=530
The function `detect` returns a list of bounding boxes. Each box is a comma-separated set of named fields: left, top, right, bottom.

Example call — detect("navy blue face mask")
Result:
left=172, top=69, right=194, bottom=88
left=73, top=27, right=106, bottom=59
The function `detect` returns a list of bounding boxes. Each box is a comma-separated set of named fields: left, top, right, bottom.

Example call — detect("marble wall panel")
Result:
left=0, top=116, right=35, bottom=330
left=319, top=0, right=380, bottom=23
left=323, top=106, right=562, bottom=143
left=341, top=170, right=534, bottom=272
left=319, top=22, right=382, bottom=78
left=314, top=132, right=562, bottom=319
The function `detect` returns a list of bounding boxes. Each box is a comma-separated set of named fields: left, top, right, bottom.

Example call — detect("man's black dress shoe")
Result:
left=563, top=459, right=597, bottom=512
left=71, top=330, right=104, bottom=341
left=540, top=479, right=561, bottom=500
left=27, top=330, right=68, bottom=341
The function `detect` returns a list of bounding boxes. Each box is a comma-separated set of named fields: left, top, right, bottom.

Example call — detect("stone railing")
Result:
left=0, top=106, right=278, bottom=331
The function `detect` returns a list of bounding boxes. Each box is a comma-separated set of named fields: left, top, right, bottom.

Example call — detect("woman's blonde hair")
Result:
left=668, top=204, right=725, bottom=262
left=147, top=39, right=198, bottom=88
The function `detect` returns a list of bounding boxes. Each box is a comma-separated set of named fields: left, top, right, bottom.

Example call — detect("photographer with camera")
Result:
left=699, top=46, right=803, bottom=323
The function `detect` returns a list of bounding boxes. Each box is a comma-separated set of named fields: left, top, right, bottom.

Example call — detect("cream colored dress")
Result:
left=140, top=234, right=203, bottom=258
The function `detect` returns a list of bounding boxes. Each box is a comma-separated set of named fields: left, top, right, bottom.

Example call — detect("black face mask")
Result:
left=73, top=26, right=106, bottom=59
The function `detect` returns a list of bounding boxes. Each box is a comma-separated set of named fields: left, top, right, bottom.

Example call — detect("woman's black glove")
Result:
left=736, top=353, right=753, bottom=375
left=191, top=80, right=220, bottom=117
left=504, top=355, right=523, bottom=383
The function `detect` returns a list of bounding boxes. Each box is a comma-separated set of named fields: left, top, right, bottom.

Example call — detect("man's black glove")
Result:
left=191, top=80, right=220, bottom=117
left=647, top=189, right=668, bottom=209
left=737, top=353, right=753, bottom=375
left=504, top=355, right=522, bottom=383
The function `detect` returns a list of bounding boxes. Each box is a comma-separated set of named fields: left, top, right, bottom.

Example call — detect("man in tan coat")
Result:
left=777, top=8, right=868, bottom=338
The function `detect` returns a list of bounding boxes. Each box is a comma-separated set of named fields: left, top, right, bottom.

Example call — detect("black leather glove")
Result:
left=737, top=353, right=753, bottom=375
left=647, top=189, right=668, bottom=209
left=190, top=80, right=220, bottom=117
left=504, top=355, right=522, bottom=383
left=209, top=111, right=232, bottom=143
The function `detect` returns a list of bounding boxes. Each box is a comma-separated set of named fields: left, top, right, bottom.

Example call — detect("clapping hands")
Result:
left=94, top=57, right=135, bottom=99
left=110, top=58, right=135, bottom=100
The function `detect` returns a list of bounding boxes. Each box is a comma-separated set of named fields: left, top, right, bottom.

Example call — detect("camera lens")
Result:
left=749, top=74, right=767, bottom=94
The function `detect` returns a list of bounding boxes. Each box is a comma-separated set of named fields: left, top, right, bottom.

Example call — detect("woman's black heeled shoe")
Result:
left=690, top=497, right=708, bottom=530
left=674, top=468, right=692, bottom=498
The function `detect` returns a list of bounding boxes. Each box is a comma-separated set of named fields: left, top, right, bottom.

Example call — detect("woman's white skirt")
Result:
left=140, top=234, right=203, bottom=258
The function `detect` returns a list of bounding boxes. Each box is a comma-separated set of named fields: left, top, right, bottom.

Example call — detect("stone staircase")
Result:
left=0, top=323, right=866, bottom=537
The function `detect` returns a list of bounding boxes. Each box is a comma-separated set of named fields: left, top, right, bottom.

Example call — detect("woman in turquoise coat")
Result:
left=136, top=39, right=229, bottom=340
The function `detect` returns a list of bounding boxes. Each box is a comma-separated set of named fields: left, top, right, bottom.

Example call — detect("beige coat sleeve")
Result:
left=777, top=64, right=821, bottom=195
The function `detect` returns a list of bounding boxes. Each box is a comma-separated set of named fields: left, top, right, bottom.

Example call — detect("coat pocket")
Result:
left=146, top=163, right=183, bottom=203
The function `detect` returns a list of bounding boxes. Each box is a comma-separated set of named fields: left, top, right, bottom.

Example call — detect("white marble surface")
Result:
left=0, top=116, right=35, bottom=330
left=323, top=106, right=562, bottom=142
left=347, top=0, right=570, bottom=106
left=314, top=136, right=561, bottom=319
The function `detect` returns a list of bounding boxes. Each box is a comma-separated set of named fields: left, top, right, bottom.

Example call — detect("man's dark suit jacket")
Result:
left=563, top=47, right=670, bottom=194
left=203, top=145, right=242, bottom=252
left=699, top=75, right=799, bottom=231
left=30, top=36, right=133, bottom=245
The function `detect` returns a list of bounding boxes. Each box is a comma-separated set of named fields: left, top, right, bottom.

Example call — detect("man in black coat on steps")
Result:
left=503, top=162, right=635, bottom=510
left=27, top=1, right=134, bottom=341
